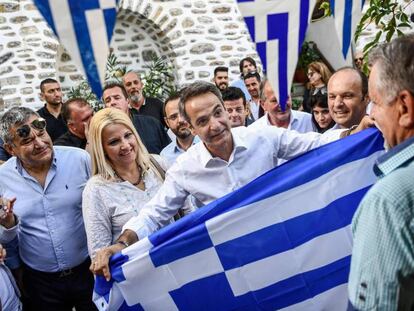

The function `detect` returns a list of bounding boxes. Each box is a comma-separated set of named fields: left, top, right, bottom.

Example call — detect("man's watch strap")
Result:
left=117, top=240, right=129, bottom=248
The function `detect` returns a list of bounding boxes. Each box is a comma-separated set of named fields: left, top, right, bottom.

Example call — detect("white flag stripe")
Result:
left=119, top=247, right=224, bottom=307
left=266, top=39, right=279, bottom=102
left=85, top=9, right=110, bottom=85
left=49, top=0, right=85, bottom=76
left=225, top=226, right=352, bottom=296
left=206, top=151, right=382, bottom=246
left=280, top=283, right=349, bottom=311
left=99, top=0, right=116, bottom=10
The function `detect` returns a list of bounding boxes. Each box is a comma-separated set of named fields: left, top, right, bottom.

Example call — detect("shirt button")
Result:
left=360, top=282, right=367, bottom=288
left=359, top=294, right=366, bottom=301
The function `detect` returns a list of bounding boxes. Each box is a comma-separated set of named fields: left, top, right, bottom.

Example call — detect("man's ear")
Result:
left=164, top=118, right=169, bottom=129
left=39, top=92, right=45, bottom=102
left=398, top=90, right=414, bottom=128
left=4, top=142, right=15, bottom=157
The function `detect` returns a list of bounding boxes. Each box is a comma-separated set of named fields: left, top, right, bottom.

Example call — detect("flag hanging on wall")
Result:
left=33, top=0, right=119, bottom=97
left=93, top=128, right=385, bottom=310
left=236, top=0, right=317, bottom=110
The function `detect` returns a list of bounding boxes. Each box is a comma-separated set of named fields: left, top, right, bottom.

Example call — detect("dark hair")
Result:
left=214, top=66, right=228, bottom=76
left=221, top=87, right=246, bottom=107
left=163, top=90, right=183, bottom=117
left=102, top=82, right=129, bottom=100
left=61, top=98, right=89, bottom=123
left=40, top=78, right=59, bottom=92
left=309, top=94, right=335, bottom=133
left=332, top=67, right=368, bottom=98
left=239, top=57, right=257, bottom=73
left=179, top=81, right=223, bottom=124
left=243, top=71, right=261, bottom=83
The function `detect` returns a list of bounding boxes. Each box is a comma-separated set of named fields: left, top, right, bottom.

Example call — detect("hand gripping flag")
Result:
left=236, top=0, right=317, bottom=110
left=94, top=128, right=385, bottom=310
left=33, top=0, right=119, bottom=97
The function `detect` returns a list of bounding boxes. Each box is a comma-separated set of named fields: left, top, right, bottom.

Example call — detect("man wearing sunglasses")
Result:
left=0, top=107, right=96, bottom=310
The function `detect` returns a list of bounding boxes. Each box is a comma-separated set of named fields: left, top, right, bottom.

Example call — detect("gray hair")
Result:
left=179, top=81, right=223, bottom=124
left=0, top=107, right=39, bottom=144
left=368, top=34, right=414, bottom=103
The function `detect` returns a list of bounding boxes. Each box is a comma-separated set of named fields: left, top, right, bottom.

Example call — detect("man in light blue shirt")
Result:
left=0, top=107, right=96, bottom=310
left=161, top=93, right=199, bottom=167
left=0, top=243, right=21, bottom=311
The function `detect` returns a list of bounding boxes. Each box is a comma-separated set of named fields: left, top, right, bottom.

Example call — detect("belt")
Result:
left=25, top=258, right=91, bottom=279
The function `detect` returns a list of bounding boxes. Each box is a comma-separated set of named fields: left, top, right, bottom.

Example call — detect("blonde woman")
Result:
left=82, top=108, right=166, bottom=258
left=302, top=61, right=332, bottom=112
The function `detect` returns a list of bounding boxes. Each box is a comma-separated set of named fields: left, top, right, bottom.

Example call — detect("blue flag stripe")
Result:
left=298, top=0, right=311, bottom=53
left=342, top=0, right=353, bottom=58
left=215, top=187, right=368, bottom=270
left=150, top=223, right=214, bottom=267
left=268, top=12, right=289, bottom=109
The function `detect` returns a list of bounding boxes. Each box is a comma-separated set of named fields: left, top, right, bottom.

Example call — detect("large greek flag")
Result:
left=33, top=0, right=119, bottom=96
left=237, top=0, right=317, bottom=109
left=93, top=128, right=385, bottom=310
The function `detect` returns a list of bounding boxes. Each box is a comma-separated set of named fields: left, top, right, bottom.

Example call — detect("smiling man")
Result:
left=251, top=78, right=315, bottom=133
left=349, top=34, right=414, bottom=310
left=91, top=81, right=350, bottom=280
left=327, top=67, right=369, bottom=129
left=0, top=107, right=95, bottom=310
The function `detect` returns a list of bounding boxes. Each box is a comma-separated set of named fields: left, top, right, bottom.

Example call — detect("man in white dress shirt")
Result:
left=251, top=78, right=315, bottom=133
left=92, top=81, right=358, bottom=280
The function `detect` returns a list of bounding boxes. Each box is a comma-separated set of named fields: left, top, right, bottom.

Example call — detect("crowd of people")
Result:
left=0, top=33, right=414, bottom=310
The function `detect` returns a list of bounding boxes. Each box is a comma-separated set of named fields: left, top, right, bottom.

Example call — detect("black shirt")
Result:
left=37, top=105, right=68, bottom=142
left=130, top=97, right=166, bottom=128
left=54, top=131, right=87, bottom=149
left=131, top=112, right=171, bottom=154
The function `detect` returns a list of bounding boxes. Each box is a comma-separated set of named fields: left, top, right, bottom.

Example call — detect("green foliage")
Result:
left=355, top=0, right=412, bottom=49
left=66, top=80, right=102, bottom=111
left=297, top=41, right=322, bottom=70
left=354, top=0, right=413, bottom=73
left=141, top=55, right=177, bottom=100
left=105, top=52, right=127, bottom=84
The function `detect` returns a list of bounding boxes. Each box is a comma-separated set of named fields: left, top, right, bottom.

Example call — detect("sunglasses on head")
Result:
left=16, top=118, right=47, bottom=139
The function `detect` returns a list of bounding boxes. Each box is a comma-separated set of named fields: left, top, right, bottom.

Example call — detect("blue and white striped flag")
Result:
left=236, top=0, right=317, bottom=109
left=33, top=0, right=119, bottom=97
left=330, top=0, right=365, bottom=59
left=93, top=128, right=385, bottom=310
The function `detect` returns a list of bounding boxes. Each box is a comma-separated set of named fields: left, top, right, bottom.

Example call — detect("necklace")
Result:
left=115, top=166, right=142, bottom=186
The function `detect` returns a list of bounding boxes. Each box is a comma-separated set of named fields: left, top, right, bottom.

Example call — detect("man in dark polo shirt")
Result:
left=37, top=78, right=68, bottom=141
left=102, top=83, right=171, bottom=154
left=122, top=71, right=166, bottom=128
left=54, top=98, right=94, bottom=149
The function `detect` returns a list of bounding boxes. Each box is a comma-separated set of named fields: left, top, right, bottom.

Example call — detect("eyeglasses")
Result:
left=16, top=118, right=47, bottom=139
left=354, top=57, right=363, bottom=62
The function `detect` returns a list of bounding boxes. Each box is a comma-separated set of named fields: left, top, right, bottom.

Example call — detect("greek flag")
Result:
left=33, top=0, right=119, bottom=96
left=330, top=0, right=365, bottom=58
left=93, top=128, right=385, bottom=310
left=236, top=0, right=317, bottom=109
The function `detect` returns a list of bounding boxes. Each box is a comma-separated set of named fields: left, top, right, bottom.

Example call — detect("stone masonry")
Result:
left=0, top=0, right=261, bottom=111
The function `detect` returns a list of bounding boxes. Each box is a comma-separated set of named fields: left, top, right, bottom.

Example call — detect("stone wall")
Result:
left=0, top=0, right=261, bottom=111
